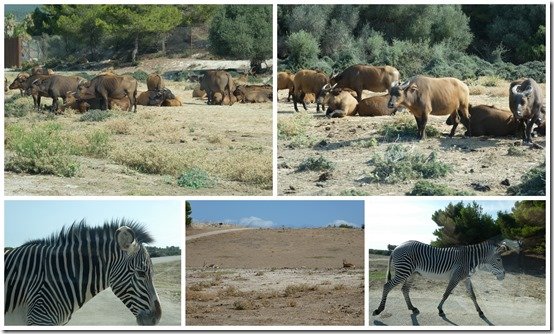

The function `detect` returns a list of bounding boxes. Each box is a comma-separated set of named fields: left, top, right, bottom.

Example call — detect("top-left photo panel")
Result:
left=4, top=4, right=273, bottom=196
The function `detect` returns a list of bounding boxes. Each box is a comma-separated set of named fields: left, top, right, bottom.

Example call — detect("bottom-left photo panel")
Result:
left=4, top=199, right=182, bottom=327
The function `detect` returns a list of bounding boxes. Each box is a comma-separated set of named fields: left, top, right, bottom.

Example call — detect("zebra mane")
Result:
left=23, top=218, right=154, bottom=246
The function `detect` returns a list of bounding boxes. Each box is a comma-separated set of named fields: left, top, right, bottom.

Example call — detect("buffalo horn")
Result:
left=511, top=84, right=521, bottom=95
left=399, top=80, right=410, bottom=90
left=522, top=86, right=533, bottom=96
left=322, top=83, right=330, bottom=90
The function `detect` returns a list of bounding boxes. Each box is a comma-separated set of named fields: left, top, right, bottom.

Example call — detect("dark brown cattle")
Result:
left=11, top=74, right=52, bottom=110
left=148, top=88, right=177, bottom=106
left=509, top=78, right=543, bottom=143
left=199, top=70, right=235, bottom=106
left=9, top=72, right=31, bottom=96
left=355, top=95, right=399, bottom=116
left=330, top=65, right=400, bottom=102
left=31, top=66, right=54, bottom=75
left=447, top=104, right=519, bottom=137
left=234, top=84, right=272, bottom=103
left=277, top=71, right=295, bottom=102
left=293, top=69, right=330, bottom=112
left=61, top=92, right=131, bottom=113
left=77, top=75, right=138, bottom=112
left=146, top=73, right=164, bottom=91
left=137, top=91, right=156, bottom=106
left=388, top=76, right=470, bottom=139
left=32, top=75, right=86, bottom=112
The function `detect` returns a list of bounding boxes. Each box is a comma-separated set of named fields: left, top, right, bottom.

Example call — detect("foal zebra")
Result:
left=4, top=219, right=161, bottom=326
left=373, top=238, right=518, bottom=318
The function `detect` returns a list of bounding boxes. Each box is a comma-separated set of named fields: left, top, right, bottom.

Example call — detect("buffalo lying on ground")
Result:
left=277, top=71, right=295, bottom=102
left=200, top=70, right=235, bottom=106
left=323, top=87, right=359, bottom=118
left=137, top=88, right=178, bottom=107
left=213, top=92, right=238, bottom=105
left=509, top=78, right=543, bottom=143
left=77, top=75, right=138, bottom=112
left=330, top=65, right=400, bottom=102
left=388, top=76, right=470, bottom=139
left=447, top=104, right=519, bottom=137
left=31, top=75, right=86, bottom=112
left=355, top=95, right=399, bottom=117
left=61, top=92, right=130, bottom=113
left=293, top=69, right=330, bottom=112
left=234, top=84, right=272, bottom=103
left=192, top=86, right=207, bottom=99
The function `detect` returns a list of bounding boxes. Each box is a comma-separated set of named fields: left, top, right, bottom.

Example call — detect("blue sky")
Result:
left=4, top=200, right=182, bottom=248
left=367, top=199, right=520, bottom=250
left=188, top=200, right=364, bottom=229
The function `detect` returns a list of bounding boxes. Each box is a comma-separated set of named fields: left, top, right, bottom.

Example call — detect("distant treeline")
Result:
left=146, top=246, right=181, bottom=258
left=278, top=5, right=545, bottom=81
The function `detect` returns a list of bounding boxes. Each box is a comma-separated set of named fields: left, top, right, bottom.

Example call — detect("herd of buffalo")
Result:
left=5, top=67, right=272, bottom=115
left=277, top=64, right=546, bottom=143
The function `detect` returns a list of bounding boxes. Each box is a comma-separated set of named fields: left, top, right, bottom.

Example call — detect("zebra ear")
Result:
left=116, top=226, right=137, bottom=253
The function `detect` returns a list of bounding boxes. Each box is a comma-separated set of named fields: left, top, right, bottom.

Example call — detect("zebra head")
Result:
left=110, top=226, right=162, bottom=326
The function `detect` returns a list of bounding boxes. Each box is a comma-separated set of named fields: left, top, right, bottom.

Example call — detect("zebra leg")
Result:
left=437, top=276, right=462, bottom=316
left=373, top=275, right=405, bottom=316
left=464, top=278, right=484, bottom=317
left=401, top=275, right=419, bottom=314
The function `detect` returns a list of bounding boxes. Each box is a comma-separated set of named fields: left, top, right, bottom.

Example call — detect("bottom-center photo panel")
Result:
left=185, top=200, right=365, bottom=326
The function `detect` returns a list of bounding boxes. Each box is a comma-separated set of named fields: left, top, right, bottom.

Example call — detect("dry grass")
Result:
left=284, top=284, right=319, bottom=297
left=153, top=260, right=181, bottom=303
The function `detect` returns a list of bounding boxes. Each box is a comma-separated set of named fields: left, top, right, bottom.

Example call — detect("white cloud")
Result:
left=329, top=219, right=359, bottom=228
left=238, top=216, right=273, bottom=228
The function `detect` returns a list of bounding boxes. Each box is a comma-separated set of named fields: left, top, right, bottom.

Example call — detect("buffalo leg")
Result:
left=293, top=93, right=300, bottom=112
left=101, top=94, right=109, bottom=110
left=415, top=114, right=428, bottom=140
left=457, top=106, right=471, bottom=136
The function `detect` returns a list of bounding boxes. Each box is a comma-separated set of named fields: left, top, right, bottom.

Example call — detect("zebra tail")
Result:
left=386, top=256, right=392, bottom=282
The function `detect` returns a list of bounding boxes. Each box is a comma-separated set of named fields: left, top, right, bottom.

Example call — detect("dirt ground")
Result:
left=4, top=64, right=272, bottom=196
left=368, top=253, right=546, bottom=327
left=277, top=80, right=547, bottom=196
left=186, top=226, right=364, bottom=326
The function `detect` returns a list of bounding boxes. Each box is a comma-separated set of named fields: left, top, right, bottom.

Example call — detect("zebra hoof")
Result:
left=412, top=308, right=420, bottom=315
left=438, top=310, right=445, bottom=317
left=373, top=309, right=382, bottom=316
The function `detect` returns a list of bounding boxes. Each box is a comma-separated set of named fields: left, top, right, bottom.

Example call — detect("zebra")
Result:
left=4, top=219, right=162, bottom=326
left=373, top=238, right=518, bottom=318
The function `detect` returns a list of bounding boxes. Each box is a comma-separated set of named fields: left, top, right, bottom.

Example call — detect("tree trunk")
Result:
left=161, top=34, right=167, bottom=54
left=132, top=33, right=139, bottom=63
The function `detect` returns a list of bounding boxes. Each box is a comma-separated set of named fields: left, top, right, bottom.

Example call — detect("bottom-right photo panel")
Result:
left=367, top=199, right=547, bottom=327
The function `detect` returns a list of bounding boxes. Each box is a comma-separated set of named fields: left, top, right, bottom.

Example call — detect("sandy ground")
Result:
left=368, top=254, right=546, bottom=327
left=66, top=256, right=181, bottom=326
left=277, top=83, right=547, bottom=196
left=186, top=227, right=364, bottom=326
left=4, top=67, right=272, bottom=196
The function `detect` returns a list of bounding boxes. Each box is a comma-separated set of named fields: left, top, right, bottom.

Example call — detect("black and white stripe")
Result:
left=4, top=219, right=161, bottom=326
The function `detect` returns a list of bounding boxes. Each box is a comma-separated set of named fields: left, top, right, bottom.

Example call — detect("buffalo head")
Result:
left=510, top=84, right=533, bottom=119
left=388, top=80, right=413, bottom=109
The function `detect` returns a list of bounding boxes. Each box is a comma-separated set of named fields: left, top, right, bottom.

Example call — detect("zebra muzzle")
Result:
left=136, top=300, right=162, bottom=326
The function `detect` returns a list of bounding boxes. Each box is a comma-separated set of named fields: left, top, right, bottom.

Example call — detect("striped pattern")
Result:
left=4, top=219, right=159, bottom=326
left=373, top=239, right=505, bottom=317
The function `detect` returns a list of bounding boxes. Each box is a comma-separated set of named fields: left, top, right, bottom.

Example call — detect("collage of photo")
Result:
left=2, top=3, right=550, bottom=331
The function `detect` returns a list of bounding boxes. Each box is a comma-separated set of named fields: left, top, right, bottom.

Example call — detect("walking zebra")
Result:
left=373, top=238, right=518, bottom=318
left=5, top=219, right=162, bottom=326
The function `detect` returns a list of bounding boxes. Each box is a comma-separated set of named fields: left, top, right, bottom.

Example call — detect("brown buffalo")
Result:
left=213, top=92, right=238, bottom=106
left=192, top=86, right=207, bottom=99
left=8, top=72, right=31, bottom=96
left=148, top=88, right=177, bottom=106
left=277, top=71, right=295, bottom=102
left=293, top=69, right=330, bottom=112
left=388, top=76, right=470, bottom=139
left=31, top=75, right=86, bottom=112
left=234, top=84, right=272, bottom=103
left=146, top=73, right=164, bottom=91
left=303, top=93, right=316, bottom=104
left=200, top=70, right=235, bottom=106
left=509, top=78, right=543, bottom=143
left=355, top=95, right=399, bottom=117
left=447, top=104, right=519, bottom=137
left=10, top=73, right=52, bottom=110
left=31, top=66, right=54, bottom=75
left=161, top=98, right=182, bottom=107
left=330, top=65, right=400, bottom=102
left=61, top=92, right=131, bottom=113
left=77, top=75, right=138, bottom=112
left=323, top=87, right=359, bottom=118
left=137, top=91, right=156, bottom=106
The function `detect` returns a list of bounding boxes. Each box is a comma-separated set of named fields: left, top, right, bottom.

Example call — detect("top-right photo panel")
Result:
left=277, top=5, right=547, bottom=197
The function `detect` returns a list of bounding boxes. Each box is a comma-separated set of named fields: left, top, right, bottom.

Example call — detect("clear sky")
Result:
left=367, top=198, right=519, bottom=250
left=4, top=200, right=182, bottom=248
left=188, top=200, right=364, bottom=229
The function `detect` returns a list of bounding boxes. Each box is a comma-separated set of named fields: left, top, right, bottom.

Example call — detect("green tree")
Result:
left=5, top=13, right=33, bottom=38
left=497, top=201, right=545, bottom=254
left=431, top=201, right=500, bottom=247
left=209, top=5, right=272, bottom=70
left=185, top=201, right=192, bottom=227
left=285, top=30, right=320, bottom=71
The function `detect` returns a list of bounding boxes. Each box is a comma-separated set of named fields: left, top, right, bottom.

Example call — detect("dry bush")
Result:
left=233, top=300, right=258, bottom=310
left=468, top=85, right=485, bottom=95
left=222, top=286, right=245, bottom=297
left=105, top=118, right=132, bottom=135
left=186, top=289, right=217, bottom=301
left=110, top=144, right=186, bottom=175
left=284, top=284, right=318, bottom=297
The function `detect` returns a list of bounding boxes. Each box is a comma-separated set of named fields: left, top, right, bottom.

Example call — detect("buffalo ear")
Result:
left=116, top=226, right=138, bottom=254
left=409, top=84, right=418, bottom=92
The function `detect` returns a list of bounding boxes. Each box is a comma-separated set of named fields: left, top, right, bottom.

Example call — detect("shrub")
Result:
left=507, top=163, right=546, bottom=196
left=380, top=113, right=440, bottom=141
left=297, top=156, right=334, bottom=172
left=5, top=123, right=79, bottom=177
left=407, top=180, right=473, bottom=196
left=79, top=110, right=112, bottom=122
left=286, top=30, right=320, bottom=71
left=177, top=168, right=215, bottom=189
left=368, top=144, right=451, bottom=183
left=339, top=189, right=370, bottom=196
left=83, top=130, right=111, bottom=158
left=123, top=70, right=149, bottom=82
left=4, top=94, right=33, bottom=117
left=110, top=145, right=182, bottom=175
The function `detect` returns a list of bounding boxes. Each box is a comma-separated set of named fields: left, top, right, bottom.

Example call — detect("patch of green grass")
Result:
left=4, top=94, right=34, bottom=117
left=367, top=144, right=451, bottom=183
left=82, top=130, right=111, bottom=158
left=350, top=138, right=378, bottom=148
left=339, top=189, right=370, bottom=196
left=278, top=113, right=321, bottom=149
left=177, top=168, right=215, bottom=189
left=407, top=180, right=474, bottom=196
left=297, top=156, right=335, bottom=172
left=380, top=114, right=440, bottom=141
left=507, top=162, right=546, bottom=196
left=368, top=271, right=387, bottom=281
left=480, top=75, right=502, bottom=87
left=79, top=110, right=112, bottom=122
left=123, top=70, right=149, bottom=82
left=5, top=123, right=79, bottom=177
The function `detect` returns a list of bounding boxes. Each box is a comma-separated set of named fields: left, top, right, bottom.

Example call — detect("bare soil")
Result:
left=4, top=64, right=272, bottom=196
left=186, top=227, right=364, bottom=326
left=277, top=80, right=547, bottom=196
left=368, top=253, right=546, bottom=326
